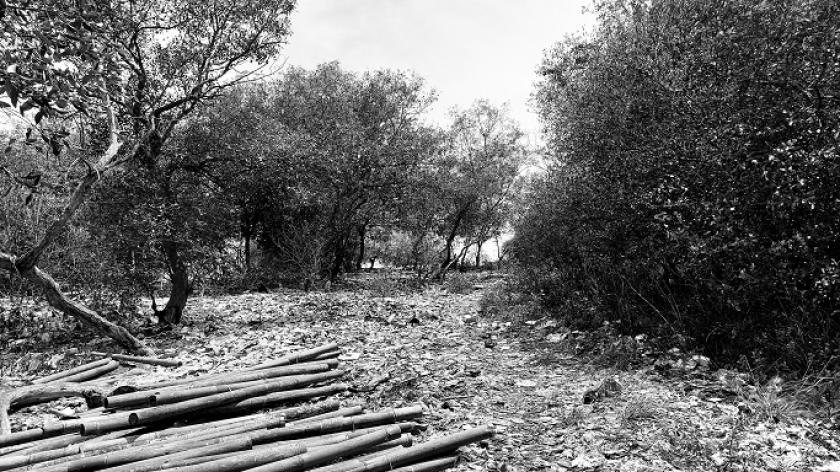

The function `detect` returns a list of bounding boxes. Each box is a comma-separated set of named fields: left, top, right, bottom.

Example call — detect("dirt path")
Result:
left=4, top=282, right=840, bottom=471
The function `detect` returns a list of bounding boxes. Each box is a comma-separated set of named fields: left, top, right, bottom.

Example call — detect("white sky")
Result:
left=279, top=0, right=594, bottom=135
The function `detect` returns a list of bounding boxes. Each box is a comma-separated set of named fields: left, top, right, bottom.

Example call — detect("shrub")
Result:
left=517, top=0, right=840, bottom=376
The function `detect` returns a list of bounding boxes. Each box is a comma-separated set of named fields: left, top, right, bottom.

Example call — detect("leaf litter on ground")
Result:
left=2, top=277, right=840, bottom=471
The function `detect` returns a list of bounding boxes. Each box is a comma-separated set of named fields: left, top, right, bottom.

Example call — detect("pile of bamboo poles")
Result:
left=0, top=343, right=492, bottom=472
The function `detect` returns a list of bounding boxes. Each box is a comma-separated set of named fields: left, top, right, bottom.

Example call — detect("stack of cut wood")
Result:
left=0, top=343, right=491, bottom=472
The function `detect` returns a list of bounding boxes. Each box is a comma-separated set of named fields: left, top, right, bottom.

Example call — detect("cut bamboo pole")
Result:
left=85, top=407, right=286, bottom=442
left=311, top=350, right=341, bottom=361
left=18, top=428, right=224, bottom=471
left=149, top=379, right=345, bottom=409
left=108, top=362, right=340, bottom=409
left=89, top=436, right=254, bottom=472
left=335, top=456, right=458, bottom=472
left=75, top=412, right=284, bottom=465
left=0, top=432, right=87, bottom=457
left=132, top=411, right=280, bottom=442
left=82, top=371, right=344, bottom=434
left=387, top=456, right=460, bottom=472
left=156, top=424, right=413, bottom=472
left=0, top=439, right=32, bottom=457
left=374, top=435, right=413, bottom=449
left=60, top=360, right=120, bottom=383
left=250, top=407, right=423, bottom=445
left=92, top=353, right=183, bottom=368
left=153, top=443, right=308, bottom=472
left=0, top=429, right=49, bottom=450
left=0, top=446, right=65, bottom=470
left=79, top=413, right=134, bottom=436
left=202, top=384, right=348, bottom=416
left=183, top=415, right=286, bottom=444
left=0, top=443, right=32, bottom=457
left=254, top=423, right=416, bottom=452
left=151, top=451, right=244, bottom=470
left=32, top=360, right=112, bottom=385
left=180, top=399, right=341, bottom=424
left=35, top=436, right=243, bottom=472
left=308, top=444, right=410, bottom=472
left=343, top=426, right=493, bottom=472
left=148, top=359, right=340, bottom=391
left=244, top=343, right=340, bottom=371
left=245, top=424, right=402, bottom=472
left=0, top=432, right=145, bottom=470
left=188, top=360, right=340, bottom=387
left=129, top=371, right=344, bottom=425
left=8, top=430, right=144, bottom=471
left=0, top=434, right=135, bottom=471
left=261, top=399, right=341, bottom=422
left=0, top=417, right=83, bottom=449
left=290, top=405, right=363, bottom=425
left=9, top=429, right=129, bottom=458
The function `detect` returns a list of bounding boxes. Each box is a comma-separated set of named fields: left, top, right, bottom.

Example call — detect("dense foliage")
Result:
left=1, top=0, right=297, bottom=350
left=515, top=0, right=840, bottom=374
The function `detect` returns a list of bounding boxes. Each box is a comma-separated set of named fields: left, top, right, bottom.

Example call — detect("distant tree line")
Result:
left=514, top=0, right=840, bottom=374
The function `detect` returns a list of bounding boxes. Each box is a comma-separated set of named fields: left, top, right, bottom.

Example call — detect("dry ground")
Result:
left=2, top=277, right=840, bottom=471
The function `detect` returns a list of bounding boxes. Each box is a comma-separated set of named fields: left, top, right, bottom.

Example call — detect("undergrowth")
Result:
left=480, top=277, right=840, bottom=427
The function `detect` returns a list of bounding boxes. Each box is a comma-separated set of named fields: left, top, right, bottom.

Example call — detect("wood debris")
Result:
left=0, top=343, right=490, bottom=472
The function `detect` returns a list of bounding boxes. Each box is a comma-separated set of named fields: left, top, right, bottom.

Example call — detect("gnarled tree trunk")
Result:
left=0, top=106, right=153, bottom=356
left=155, top=241, right=190, bottom=325
left=0, top=254, right=154, bottom=356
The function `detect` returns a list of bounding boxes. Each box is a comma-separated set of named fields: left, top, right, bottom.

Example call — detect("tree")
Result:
left=1, top=0, right=296, bottom=350
left=434, top=101, right=525, bottom=277
left=259, top=63, right=439, bottom=282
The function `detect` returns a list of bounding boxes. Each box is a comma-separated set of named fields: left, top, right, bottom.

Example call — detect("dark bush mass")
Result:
left=515, top=0, right=840, bottom=374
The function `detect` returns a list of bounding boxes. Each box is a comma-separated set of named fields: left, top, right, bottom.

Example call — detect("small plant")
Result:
left=738, top=377, right=810, bottom=424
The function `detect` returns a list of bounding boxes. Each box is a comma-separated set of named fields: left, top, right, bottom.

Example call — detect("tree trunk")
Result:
left=156, top=242, right=190, bottom=325
left=241, top=214, right=257, bottom=271
left=354, top=224, right=367, bottom=272
left=244, top=232, right=252, bottom=271
left=0, top=253, right=154, bottom=357
left=495, top=236, right=503, bottom=268
left=475, top=241, right=483, bottom=269
left=438, top=208, right=467, bottom=277
left=457, top=244, right=471, bottom=272
left=330, top=237, right=347, bottom=282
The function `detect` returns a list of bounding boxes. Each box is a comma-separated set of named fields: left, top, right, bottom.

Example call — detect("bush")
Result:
left=517, top=0, right=840, bottom=376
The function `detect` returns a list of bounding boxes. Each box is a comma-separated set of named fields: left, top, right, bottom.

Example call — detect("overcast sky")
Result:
left=279, top=1, right=594, bottom=135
